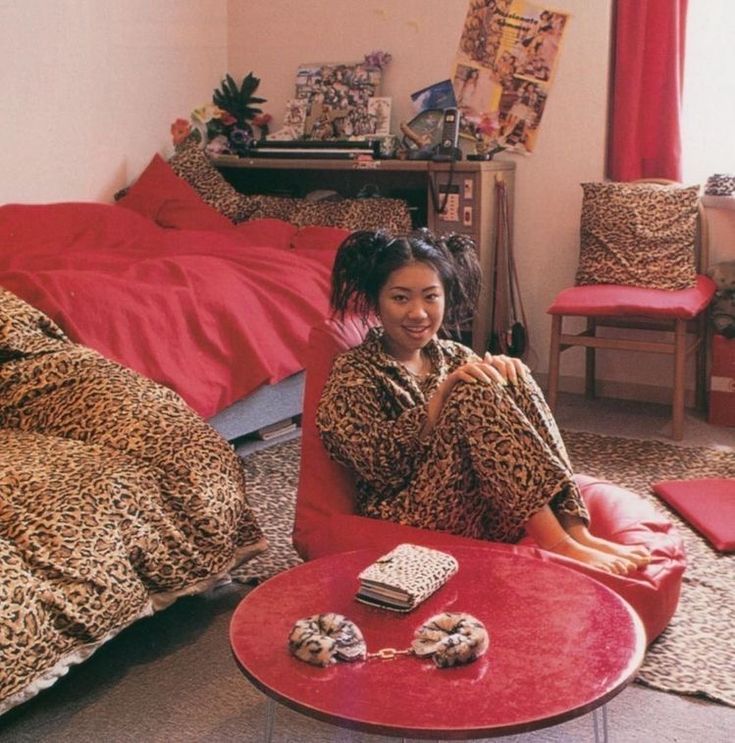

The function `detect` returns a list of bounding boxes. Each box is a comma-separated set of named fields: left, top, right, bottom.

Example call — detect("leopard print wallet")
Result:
left=356, top=543, right=459, bottom=612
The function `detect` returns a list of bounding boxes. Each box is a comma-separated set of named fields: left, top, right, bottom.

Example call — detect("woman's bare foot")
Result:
left=548, top=535, right=637, bottom=575
left=566, top=526, right=652, bottom=569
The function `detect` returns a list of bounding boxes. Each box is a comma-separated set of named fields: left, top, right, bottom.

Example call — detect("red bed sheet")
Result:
left=0, top=203, right=348, bottom=419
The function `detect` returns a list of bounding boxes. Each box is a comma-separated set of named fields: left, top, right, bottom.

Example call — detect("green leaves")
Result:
left=212, top=72, right=266, bottom=125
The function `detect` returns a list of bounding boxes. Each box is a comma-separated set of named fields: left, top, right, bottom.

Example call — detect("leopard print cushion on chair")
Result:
left=168, top=138, right=259, bottom=222
left=575, top=181, right=700, bottom=291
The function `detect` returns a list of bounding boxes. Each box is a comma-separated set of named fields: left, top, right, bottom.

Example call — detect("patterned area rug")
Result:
left=234, top=431, right=735, bottom=707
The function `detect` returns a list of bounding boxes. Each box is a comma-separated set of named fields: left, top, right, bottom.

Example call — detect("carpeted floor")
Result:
left=236, top=431, right=735, bottom=708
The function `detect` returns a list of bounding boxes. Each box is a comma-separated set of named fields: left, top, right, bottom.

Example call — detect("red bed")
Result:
left=0, top=202, right=348, bottom=424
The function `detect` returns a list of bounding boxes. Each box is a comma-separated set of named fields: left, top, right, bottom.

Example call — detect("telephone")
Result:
left=400, top=108, right=463, bottom=161
left=432, top=108, right=462, bottom=161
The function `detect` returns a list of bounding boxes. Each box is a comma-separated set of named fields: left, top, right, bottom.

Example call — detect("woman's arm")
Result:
left=316, top=358, right=429, bottom=492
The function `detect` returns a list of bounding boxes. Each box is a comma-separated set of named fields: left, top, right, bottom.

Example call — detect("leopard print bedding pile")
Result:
left=0, top=288, right=267, bottom=714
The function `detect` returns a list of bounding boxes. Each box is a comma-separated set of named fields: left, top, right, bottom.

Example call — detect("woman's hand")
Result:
left=481, top=352, right=527, bottom=386
left=421, top=353, right=528, bottom=440
left=448, top=353, right=527, bottom=389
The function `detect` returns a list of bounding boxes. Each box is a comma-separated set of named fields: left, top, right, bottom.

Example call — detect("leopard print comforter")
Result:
left=0, top=288, right=267, bottom=714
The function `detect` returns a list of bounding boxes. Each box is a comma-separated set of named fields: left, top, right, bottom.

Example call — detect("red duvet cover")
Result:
left=0, top=203, right=349, bottom=419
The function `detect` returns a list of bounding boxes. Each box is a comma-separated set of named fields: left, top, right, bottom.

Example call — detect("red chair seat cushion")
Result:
left=652, top=479, right=735, bottom=552
left=547, top=274, right=716, bottom=319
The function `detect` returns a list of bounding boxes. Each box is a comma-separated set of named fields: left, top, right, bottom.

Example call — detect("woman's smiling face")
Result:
left=377, top=261, right=445, bottom=360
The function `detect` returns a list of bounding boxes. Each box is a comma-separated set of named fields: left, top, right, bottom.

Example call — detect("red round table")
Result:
left=230, top=545, right=645, bottom=740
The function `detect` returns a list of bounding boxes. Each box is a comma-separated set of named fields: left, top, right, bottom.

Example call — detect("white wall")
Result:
left=0, top=0, right=228, bottom=204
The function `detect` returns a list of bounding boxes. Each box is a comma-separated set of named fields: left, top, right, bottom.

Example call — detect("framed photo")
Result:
left=268, top=99, right=309, bottom=140
left=410, top=79, right=457, bottom=113
left=368, top=97, right=391, bottom=136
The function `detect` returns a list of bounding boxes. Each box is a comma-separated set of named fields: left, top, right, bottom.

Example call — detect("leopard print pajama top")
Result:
left=317, top=327, right=588, bottom=544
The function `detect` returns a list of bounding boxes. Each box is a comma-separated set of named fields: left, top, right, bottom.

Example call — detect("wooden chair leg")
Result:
left=584, top=317, right=596, bottom=399
left=695, top=315, right=709, bottom=412
left=547, top=315, right=562, bottom=412
left=672, top=319, right=686, bottom=441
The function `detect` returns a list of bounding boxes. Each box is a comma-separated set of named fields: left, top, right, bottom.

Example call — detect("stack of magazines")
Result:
left=355, top=543, right=459, bottom=612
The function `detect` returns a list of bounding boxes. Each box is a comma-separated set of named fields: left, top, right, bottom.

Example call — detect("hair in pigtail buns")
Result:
left=329, top=227, right=481, bottom=333
left=330, top=230, right=394, bottom=320
left=439, top=232, right=482, bottom=330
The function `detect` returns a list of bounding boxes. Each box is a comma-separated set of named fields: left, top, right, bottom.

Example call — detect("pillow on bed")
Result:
left=117, top=154, right=235, bottom=231
left=168, top=139, right=260, bottom=222
left=575, top=181, right=700, bottom=291
left=234, top=218, right=297, bottom=250
left=245, top=195, right=411, bottom=233
left=244, top=195, right=300, bottom=224
left=290, top=198, right=412, bottom=233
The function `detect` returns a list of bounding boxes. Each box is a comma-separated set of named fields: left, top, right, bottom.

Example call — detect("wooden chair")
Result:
left=546, top=180, right=716, bottom=441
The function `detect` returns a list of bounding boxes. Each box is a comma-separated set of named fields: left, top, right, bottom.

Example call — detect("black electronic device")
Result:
left=431, top=107, right=461, bottom=161
left=401, top=108, right=462, bottom=161
left=244, top=139, right=381, bottom=159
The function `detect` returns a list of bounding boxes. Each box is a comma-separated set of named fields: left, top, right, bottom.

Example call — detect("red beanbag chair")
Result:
left=294, top=317, right=686, bottom=642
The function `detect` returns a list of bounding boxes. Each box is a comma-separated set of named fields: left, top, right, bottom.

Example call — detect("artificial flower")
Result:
left=170, top=118, right=192, bottom=146
left=364, top=50, right=392, bottom=69
left=253, top=113, right=272, bottom=141
left=205, top=135, right=230, bottom=157
left=191, top=104, right=226, bottom=125
left=476, top=111, right=501, bottom=140
left=253, top=113, right=272, bottom=128
left=228, top=127, right=253, bottom=154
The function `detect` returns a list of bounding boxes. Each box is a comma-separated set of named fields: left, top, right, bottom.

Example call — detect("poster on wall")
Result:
left=454, top=0, right=569, bottom=154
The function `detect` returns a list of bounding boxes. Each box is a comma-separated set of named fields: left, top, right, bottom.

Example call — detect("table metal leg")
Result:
left=592, top=704, right=609, bottom=743
left=263, top=695, right=276, bottom=743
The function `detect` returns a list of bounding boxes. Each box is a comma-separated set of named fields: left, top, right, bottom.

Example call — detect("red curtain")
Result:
left=607, top=0, right=688, bottom=181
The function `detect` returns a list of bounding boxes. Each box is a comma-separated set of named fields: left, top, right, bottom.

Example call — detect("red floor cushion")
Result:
left=652, top=479, right=735, bottom=552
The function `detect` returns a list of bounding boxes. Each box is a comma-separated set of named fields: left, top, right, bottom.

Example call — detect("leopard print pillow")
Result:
left=575, top=182, right=700, bottom=291
left=245, top=195, right=300, bottom=224
left=289, top=198, right=412, bottom=233
left=168, top=139, right=258, bottom=222
left=247, top=195, right=413, bottom=233
left=168, top=142, right=412, bottom=233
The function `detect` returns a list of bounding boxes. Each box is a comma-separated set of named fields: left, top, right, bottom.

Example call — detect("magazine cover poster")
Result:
left=455, top=0, right=569, bottom=154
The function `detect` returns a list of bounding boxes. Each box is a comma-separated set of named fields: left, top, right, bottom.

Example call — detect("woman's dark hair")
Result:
left=329, top=228, right=481, bottom=333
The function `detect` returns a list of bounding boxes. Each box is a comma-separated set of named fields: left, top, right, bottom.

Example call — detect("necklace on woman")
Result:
left=399, top=352, right=432, bottom=379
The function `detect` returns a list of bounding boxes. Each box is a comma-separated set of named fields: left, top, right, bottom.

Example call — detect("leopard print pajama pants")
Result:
left=366, top=374, right=588, bottom=544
